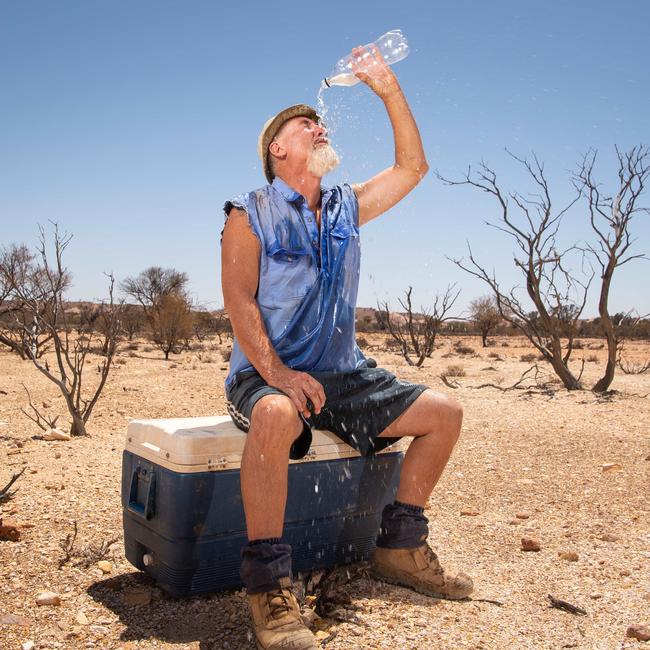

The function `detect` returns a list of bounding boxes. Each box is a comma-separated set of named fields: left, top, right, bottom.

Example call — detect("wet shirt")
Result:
left=223, top=176, right=366, bottom=389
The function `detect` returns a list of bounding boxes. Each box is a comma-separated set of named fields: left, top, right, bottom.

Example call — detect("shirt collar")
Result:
left=271, top=176, right=333, bottom=206
left=271, top=177, right=301, bottom=202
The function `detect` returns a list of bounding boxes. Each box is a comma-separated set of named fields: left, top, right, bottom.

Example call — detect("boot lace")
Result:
left=265, top=588, right=293, bottom=621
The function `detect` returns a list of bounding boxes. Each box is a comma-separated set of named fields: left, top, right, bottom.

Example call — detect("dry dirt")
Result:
left=1, top=335, right=649, bottom=650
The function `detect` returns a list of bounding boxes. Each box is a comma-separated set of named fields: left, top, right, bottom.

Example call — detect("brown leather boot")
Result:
left=247, top=577, right=318, bottom=650
left=370, top=543, right=474, bottom=600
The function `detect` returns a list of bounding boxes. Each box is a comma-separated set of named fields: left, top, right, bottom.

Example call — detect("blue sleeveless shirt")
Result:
left=223, top=177, right=367, bottom=389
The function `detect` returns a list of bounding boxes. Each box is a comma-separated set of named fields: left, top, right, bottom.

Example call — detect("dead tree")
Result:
left=439, top=153, right=591, bottom=390
left=121, top=266, right=188, bottom=317
left=0, top=244, right=53, bottom=359
left=7, top=224, right=123, bottom=436
left=469, top=295, right=501, bottom=346
left=379, top=285, right=460, bottom=367
left=573, top=146, right=649, bottom=392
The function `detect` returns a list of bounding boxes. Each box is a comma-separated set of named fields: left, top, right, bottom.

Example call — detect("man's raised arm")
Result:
left=349, top=46, right=429, bottom=225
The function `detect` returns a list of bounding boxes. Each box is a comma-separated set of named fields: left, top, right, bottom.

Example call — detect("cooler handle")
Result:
left=127, top=465, right=156, bottom=520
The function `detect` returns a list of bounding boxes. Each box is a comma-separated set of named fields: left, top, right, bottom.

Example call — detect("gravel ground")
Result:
left=1, top=335, right=649, bottom=649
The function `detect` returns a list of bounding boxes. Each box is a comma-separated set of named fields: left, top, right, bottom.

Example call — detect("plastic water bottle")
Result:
left=323, top=29, right=409, bottom=88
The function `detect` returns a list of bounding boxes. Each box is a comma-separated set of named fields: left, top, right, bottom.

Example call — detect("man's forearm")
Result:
left=227, top=296, right=284, bottom=381
left=383, top=89, right=428, bottom=176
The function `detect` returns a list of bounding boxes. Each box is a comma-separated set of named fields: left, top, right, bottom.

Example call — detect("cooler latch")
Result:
left=207, top=456, right=228, bottom=471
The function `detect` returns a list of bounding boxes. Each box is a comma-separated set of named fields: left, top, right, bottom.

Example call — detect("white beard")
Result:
left=307, top=144, right=340, bottom=177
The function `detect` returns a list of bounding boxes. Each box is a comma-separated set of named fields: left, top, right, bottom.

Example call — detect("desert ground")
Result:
left=1, top=334, right=649, bottom=650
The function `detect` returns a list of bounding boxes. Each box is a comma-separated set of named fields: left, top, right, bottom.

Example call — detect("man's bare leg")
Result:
left=239, top=394, right=318, bottom=648
left=240, top=394, right=303, bottom=540
left=377, top=389, right=463, bottom=506
left=372, top=389, right=473, bottom=599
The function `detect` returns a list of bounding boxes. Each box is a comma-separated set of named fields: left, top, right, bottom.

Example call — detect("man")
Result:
left=221, top=46, right=473, bottom=650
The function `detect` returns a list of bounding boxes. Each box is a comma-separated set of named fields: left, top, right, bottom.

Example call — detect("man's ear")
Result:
left=269, top=139, right=287, bottom=162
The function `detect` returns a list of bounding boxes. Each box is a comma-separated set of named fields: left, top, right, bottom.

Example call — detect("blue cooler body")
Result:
left=121, top=416, right=403, bottom=596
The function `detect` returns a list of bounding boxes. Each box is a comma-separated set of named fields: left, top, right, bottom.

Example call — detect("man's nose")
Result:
left=315, top=123, right=327, bottom=138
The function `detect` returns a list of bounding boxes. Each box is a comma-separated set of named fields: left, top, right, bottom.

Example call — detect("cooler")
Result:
left=121, top=415, right=404, bottom=596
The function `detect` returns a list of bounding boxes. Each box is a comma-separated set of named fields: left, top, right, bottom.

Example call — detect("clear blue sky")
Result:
left=2, top=1, right=649, bottom=317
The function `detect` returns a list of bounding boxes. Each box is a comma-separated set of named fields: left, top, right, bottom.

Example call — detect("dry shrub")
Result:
left=573, top=339, right=584, bottom=349
left=383, top=337, right=402, bottom=352
left=128, top=350, right=138, bottom=358
left=487, top=351, right=502, bottom=360
left=197, top=352, right=215, bottom=364
left=501, top=341, right=510, bottom=347
left=454, top=343, right=475, bottom=355
left=113, top=357, right=127, bottom=365
left=356, top=336, right=369, bottom=348
left=520, top=353, right=537, bottom=363
left=126, top=342, right=139, bottom=351
left=587, top=354, right=599, bottom=363
left=444, top=364, right=466, bottom=377
left=142, top=345, right=154, bottom=352
left=221, top=349, right=232, bottom=362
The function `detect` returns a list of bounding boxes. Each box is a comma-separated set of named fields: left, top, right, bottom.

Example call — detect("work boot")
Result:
left=370, top=542, right=474, bottom=600
left=247, top=577, right=318, bottom=650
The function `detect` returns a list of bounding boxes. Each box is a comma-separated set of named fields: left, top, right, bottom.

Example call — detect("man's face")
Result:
left=273, top=116, right=340, bottom=178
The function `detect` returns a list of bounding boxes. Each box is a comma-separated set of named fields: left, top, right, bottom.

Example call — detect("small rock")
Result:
left=22, top=642, right=35, bottom=650
left=597, top=533, right=619, bottom=542
left=315, top=631, right=330, bottom=641
left=76, top=611, right=89, bottom=625
left=460, top=510, right=480, bottom=516
left=97, top=561, right=112, bottom=574
left=54, top=451, right=62, bottom=459
left=627, top=625, right=650, bottom=642
left=521, top=537, right=541, bottom=552
left=508, top=519, right=521, bottom=525
left=559, top=551, right=579, bottom=561
left=601, top=462, right=622, bottom=472
left=0, top=518, right=21, bottom=542
left=589, top=592, right=603, bottom=599
left=0, top=613, right=30, bottom=625
left=516, top=512, right=530, bottom=519
left=36, top=591, right=61, bottom=606
left=90, top=625, right=108, bottom=635
left=620, top=569, right=631, bottom=577
left=42, top=428, right=71, bottom=441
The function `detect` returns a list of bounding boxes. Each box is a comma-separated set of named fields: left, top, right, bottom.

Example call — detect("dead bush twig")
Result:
left=472, top=364, right=555, bottom=396
left=0, top=467, right=26, bottom=502
left=440, top=375, right=461, bottom=389
left=20, top=384, right=59, bottom=432
left=548, top=594, right=587, bottom=616
left=73, top=536, right=119, bottom=569
left=58, top=521, right=79, bottom=569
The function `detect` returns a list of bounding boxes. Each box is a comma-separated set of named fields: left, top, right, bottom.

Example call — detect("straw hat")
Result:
left=258, top=104, right=320, bottom=183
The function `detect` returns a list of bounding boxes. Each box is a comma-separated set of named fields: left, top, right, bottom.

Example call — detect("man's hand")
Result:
left=266, top=366, right=326, bottom=419
left=351, top=45, right=401, bottom=100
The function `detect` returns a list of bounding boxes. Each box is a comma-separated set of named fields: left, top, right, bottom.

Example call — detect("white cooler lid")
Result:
left=125, top=415, right=406, bottom=472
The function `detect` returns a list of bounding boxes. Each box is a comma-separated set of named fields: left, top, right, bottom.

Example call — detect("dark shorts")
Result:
left=225, top=366, right=428, bottom=460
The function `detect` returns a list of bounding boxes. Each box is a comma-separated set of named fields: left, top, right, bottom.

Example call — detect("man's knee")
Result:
left=423, top=389, right=463, bottom=443
left=248, top=394, right=302, bottom=449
